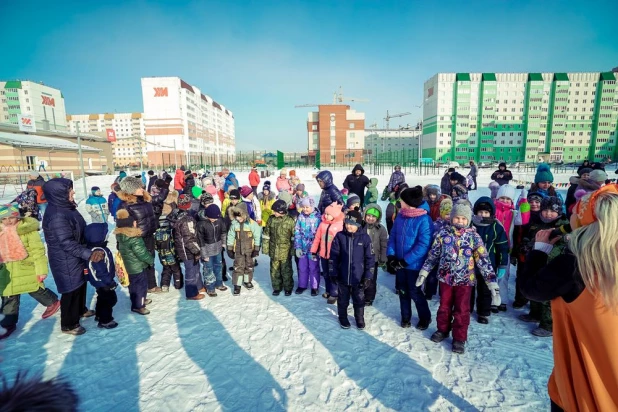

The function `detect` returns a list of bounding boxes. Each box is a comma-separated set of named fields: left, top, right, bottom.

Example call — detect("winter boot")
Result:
left=490, top=305, right=499, bottom=314
left=477, top=315, right=489, bottom=324
left=365, top=301, right=373, bottom=307
left=81, top=309, right=95, bottom=318
left=244, top=282, right=254, bottom=290
left=233, top=286, right=241, bottom=296
left=430, top=330, right=449, bottom=343
left=416, top=319, right=431, bottom=331
left=148, top=287, right=163, bottom=293
left=217, top=285, right=228, bottom=291
left=327, top=296, right=337, bottom=305
left=161, top=286, right=170, bottom=293
left=401, top=320, right=411, bottom=328
left=284, top=290, right=292, bottom=296
left=311, top=289, right=318, bottom=296
left=131, top=308, right=150, bottom=315
left=187, top=294, right=205, bottom=301
left=62, top=325, right=86, bottom=335
left=512, top=298, right=528, bottom=309
left=498, top=304, right=507, bottom=312
left=272, top=290, right=281, bottom=296
left=295, top=287, right=306, bottom=295
left=41, top=300, right=61, bottom=319
left=339, top=317, right=351, bottom=329
left=206, top=290, right=218, bottom=297
left=452, top=340, right=466, bottom=354
left=322, top=292, right=330, bottom=299
left=0, top=325, right=17, bottom=340
left=354, top=307, right=365, bottom=330
left=518, top=313, right=540, bottom=323
left=98, top=320, right=118, bottom=329
left=222, top=272, right=229, bottom=282
left=532, top=327, right=553, bottom=337
left=144, top=299, right=152, bottom=306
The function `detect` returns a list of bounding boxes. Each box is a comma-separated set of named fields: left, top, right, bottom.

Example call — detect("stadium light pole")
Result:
left=75, top=121, right=88, bottom=201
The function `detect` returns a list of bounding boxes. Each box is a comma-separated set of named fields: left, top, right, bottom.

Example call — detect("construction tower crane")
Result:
left=294, top=104, right=319, bottom=108
left=384, top=110, right=411, bottom=130
left=333, top=86, right=369, bottom=104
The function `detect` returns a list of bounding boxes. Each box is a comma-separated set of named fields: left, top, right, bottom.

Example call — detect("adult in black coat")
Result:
left=342, top=164, right=370, bottom=206
left=42, top=178, right=105, bottom=335
left=440, top=168, right=455, bottom=196
left=147, top=170, right=157, bottom=192
left=490, top=162, right=513, bottom=186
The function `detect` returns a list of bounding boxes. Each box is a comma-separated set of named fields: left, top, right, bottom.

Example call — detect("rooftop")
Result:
left=0, top=131, right=101, bottom=152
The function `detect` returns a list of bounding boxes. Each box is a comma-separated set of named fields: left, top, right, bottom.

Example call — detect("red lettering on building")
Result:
left=21, top=117, right=32, bottom=125
left=41, top=96, right=55, bottom=107
left=154, top=87, right=168, bottom=97
left=106, top=129, right=117, bottom=142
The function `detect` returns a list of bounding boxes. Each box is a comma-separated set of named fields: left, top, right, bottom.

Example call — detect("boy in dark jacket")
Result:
left=114, top=209, right=154, bottom=315
left=329, top=210, right=375, bottom=330
left=167, top=194, right=205, bottom=301
left=363, top=204, right=388, bottom=306
left=154, top=219, right=183, bottom=292
left=108, top=182, right=122, bottom=220
left=197, top=204, right=228, bottom=297
left=471, top=197, right=509, bottom=323
left=85, top=223, right=118, bottom=329
left=316, top=170, right=343, bottom=215
left=264, top=200, right=296, bottom=296
left=226, top=202, right=262, bottom=296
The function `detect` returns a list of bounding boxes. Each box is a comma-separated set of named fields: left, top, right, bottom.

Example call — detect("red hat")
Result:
left=240, top=186, right=253, bottom=198
left=177, top=194, right=192, bottom=210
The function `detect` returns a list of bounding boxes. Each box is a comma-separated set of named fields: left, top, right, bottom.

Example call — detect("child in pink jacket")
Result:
left=310, top=203, right=344, bottom=305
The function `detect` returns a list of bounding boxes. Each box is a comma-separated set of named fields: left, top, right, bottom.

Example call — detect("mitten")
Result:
left=496, top=267, right=507, bottom=279
left=397, top=259, right=409, bottom=269
left=227, top=249, right=235, bottom=259
left=415, top=269, right=429, bottom=287
left=488, top=282, right=501, bottom=307
left=386, top=256, right=397, bottom=274
left=295, top=249, right=303, bottom=259
left=90, top=250, right=105, bottom=262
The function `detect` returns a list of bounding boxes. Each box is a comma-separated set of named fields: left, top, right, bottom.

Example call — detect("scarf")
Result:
left=399, top=208, right=427, bottom=218
left=0, top=224, right=28, bottom=263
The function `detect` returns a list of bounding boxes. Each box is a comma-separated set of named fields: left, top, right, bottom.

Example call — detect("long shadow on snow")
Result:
left=57, top=313, right=152, bottom=412
left=177, top=302, right=287, bottom=411
left=266, top=290, right=477, bottom=411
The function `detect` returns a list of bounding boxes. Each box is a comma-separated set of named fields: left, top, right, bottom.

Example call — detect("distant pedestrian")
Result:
left=468, top=161, right=478, bottom=190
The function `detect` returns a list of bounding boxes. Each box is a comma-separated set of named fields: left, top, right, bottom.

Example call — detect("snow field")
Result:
left=1, top=167, right=563, bottom=411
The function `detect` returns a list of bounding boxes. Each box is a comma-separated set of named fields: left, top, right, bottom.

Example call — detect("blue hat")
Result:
left=535, top=163, right=554, bottom=184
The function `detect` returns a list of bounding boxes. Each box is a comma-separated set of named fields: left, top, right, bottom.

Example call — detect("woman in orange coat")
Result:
left=521, top=184, right=618, bottom=412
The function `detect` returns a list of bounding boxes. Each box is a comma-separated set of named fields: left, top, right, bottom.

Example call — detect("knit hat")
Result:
left=577, top=177, right=602, bottom=193
left=589, top=169, right=608, bottom=183
left=496, top=184, right=516, bottom=201
left=527, top=191, right=544, bottom=203
left=400, top=186, right=424, bottom=207
left=299, top=197, right=314, bottom=208
left=185, top=170, right=193, bottom=176
left=451, top=200, right=472, bottom=227
left=540, top=196, right=563, bottom=213
left=155, top=179, right=167, bottom=189
left=535, top=163, right=554, bottom=183
left=204, top=204, right=221, bottom=219
left=346, top=194, right=361, bottom=209
left=262, top=181, right=271, bottom=192
left=228, top=189, right=240, bottom=200
left=450, top=172, right=465, bottom=183
left=115, top=209, right=136, bottom=228
left=473, top=196, right=495, bottom=217
left=289, top=170, right=296, bottom=177
left=28, top=170, right=39, bottom=178
left=489, top=181, right=500, bottom=199
left=147, top=170, right=154, bottom=176
left=91, top=186, right=101, bottom=195
left=280, top=168, right=288, bottom=176
left=84, top=222, right=108, bottom=246
left=0, top=203, right=21, bottom=219
left=344, top=210, right=363, bottom=227
left=341, top=188, right=349, bottom=195
left=206, top=185, right=217, bottom=195
left=200, top=192, right=214, bottom=206
left=272, top=199, right=288, bottom=214
left=578, top=167, right=593, bottom=177
left=365, top=207, right=380, bottom=219
left=499, top=162, right=507, bottom=169
left=119, top=176, right=144, bottom=194
left=573, top=184, right=618, bottom=228
left=240, top=185, right=253, bottom=198
left=180, top=165, right=186, bottom=171
left=447, top=167, right=456, bottom=174
left=177, top=194, right=192, bottom=210
left=296, top=183, right=305, bottom=192
left=191, top=186, right=204, bottom=199
left=439, top=197, right=453, bottom=219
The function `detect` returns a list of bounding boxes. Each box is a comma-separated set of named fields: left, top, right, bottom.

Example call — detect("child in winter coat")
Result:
left=329, top=210, right=375, bottom=330
left=451, top=184, right=468, bottom=203
left=341, top=188, right=349, bottom=205
left=386, top=186, right=433, bottom=330
left=15, top=187, right=39, bottom=220
left=108, top=183, right=122, bottom=219
left=471, top=198, right=509, bottom=323
left=363, top=204, right=388, bottom=305
left=197, top=204, right=228, bottom=297
left=86, top=186, right=110, bottom=223
left=489, top=181, right=500, bottom=200
left=291, top=184, right=309, bottom=218
left=258, top=181, right=276, bottom=226
left=530, top=163, right=565, bottom=214
left=419, top=201, right=499, bottom=354
left=289, top=170, right=301, bottom=190
left=84, top=223, right=118, bottom=329
left=310, top=202, right=345, bottom=304
left=167, top=195, right=205, bottom=301
left=316, top=170, right=343, bottom=215
left=294, top=197, right=321, bottom=296
left=276, top=169, right=292, bottom=193
left=517, top=196, right=569, bottom=337
left=386, top=165, right=405, bottom=194
left=424, top=197, right=454, bottom=300
left=114, top=209, right=155, bottom=315
left=364, top=178, right=379, bottom=207
left=240, top=185, right=263, bottom=225
left=385, top=183, right=409, bottom=234
left=0, top=204, right=60, bottom=340
left=226, top=202, right=262, bottom=296
left=423, top=185, right=441, bottom=221
left=263, top=200, right=296, bottom=296
left=154, top=219, right=183, bottom=292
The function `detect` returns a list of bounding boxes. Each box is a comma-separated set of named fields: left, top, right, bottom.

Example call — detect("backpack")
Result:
left=114, top=250, right=130, bottom=287
left=154, top=225, right=177, bottom=266
left=16, top=189, right=39, bottom=220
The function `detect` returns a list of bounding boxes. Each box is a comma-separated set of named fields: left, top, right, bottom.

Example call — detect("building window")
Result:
left=349, top=123, right=355, bottom=129
left=312, top=125, right=317, bottom=131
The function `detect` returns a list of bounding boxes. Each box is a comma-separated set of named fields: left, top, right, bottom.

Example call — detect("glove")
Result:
left=386, top=256, right=397, bottom=274
left=488, top=282, right=501, bottom=307
left=415, top=269, right=429, bottom=287
left=202, top=256, right=210, bottom=262
left=397, top=259, right=409, bottom=269
left=37, top=275, right=47, bottom=282
left=309, top=253, right=317, bottom=261
left=295, top=249, right=303, bottom=259
left=497, top=268, right=506, bottom=279
left=227, top=250, right=235, bottom=259
left=90, top=250, right=105, bottom=263
left=251, top=248, right=260, bottom=258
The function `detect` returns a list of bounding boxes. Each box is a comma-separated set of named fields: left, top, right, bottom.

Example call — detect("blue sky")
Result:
left=2, top=0, right=617, bottom=150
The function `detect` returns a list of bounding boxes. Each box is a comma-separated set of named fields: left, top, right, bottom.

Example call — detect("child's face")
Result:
left=365, top=215, right=377, bottom=224
left=346, top=223, right=359, bottom=233
left=538, top=181, right=551, bottom=190
left=581, top=173, right=590, bottom=179
left=246, top=192, right=254, bottom=200
left=208, top=218, right=218, bottom=222
left=95, top=190, right=102, bottom=196
left=498, top=196, right=513, bottom=206
left=429, top=194, right=437, bottom=202
left=235, top=215, right=246, bottom=223
left=349, top=202, right=360, bottom=211
left=452, top=216, right=468, bottom=227
left=231, top=199, right=239, bottom=205
left=1, top=217, right=18, bottom=226
left=476, top=210, right=491, bottom=218
left=529, top=199, right=541, bottom=212
left=302, top=205, right=313, bottom=215
left=296, top=190, right=303, bottom=196
left=263, top=189, right=270, bottom=196
left=541, top=209, right=559, bottom=221
left=450, top=179, right=458, bottom=186
left=325, top=213, right=334, bottom=221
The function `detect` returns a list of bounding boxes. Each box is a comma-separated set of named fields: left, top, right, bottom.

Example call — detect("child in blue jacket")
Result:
left=86, top=186, right=109, bottom=223
left=386, top=186, right=434, bottom=330
left=84, top=223, right=118, bottom=329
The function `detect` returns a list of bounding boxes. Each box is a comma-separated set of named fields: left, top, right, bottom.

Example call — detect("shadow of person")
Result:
left=56, top=313, right=152, bottom=411
left=265, top=291, right=477, bottom=411
left=176, top=301, right=287, bottom=411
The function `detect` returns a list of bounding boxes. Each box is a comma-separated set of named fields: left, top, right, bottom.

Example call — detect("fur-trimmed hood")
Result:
left=113, top=227, right=143, bottom=238
left=164, top=189, right=179, bottom=204
left=423, top=184, right=441, bottom=200
left=228, top=202, right=249, bottom=220
left=16, top=216, right=40, bottom=235
left=118, top=190, right=152, bottom=204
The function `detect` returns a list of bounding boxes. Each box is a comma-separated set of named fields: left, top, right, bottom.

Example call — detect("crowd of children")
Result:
left=0, top=162, right=602, bottom=356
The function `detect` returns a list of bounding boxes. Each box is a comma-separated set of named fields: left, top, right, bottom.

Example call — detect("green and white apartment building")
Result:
left=421, top=72, right=618, bottom=164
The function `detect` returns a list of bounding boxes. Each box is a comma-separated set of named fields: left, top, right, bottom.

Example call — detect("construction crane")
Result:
left=294, top=104, right=319, bottom=108
left=333, top=86, right=369, bottom=104
left=384, top=110, right=411, bottom=130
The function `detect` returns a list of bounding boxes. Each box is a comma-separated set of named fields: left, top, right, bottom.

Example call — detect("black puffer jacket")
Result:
left=317, top=170, right=343, bottom=214
left=342, top=164, right=370, bottom=206
left=167, top=208, right=201, bottom=261
left=42, top=178, right=92, bottom=294
left=118, top=191, right=157, bottom=237
left=151, top=187, right=169, bottom=220
left=147, top=175, right=157, bottom=192
left=184, top=175, right=196, bottom=196
left=196, top=210, right=227, bottom=258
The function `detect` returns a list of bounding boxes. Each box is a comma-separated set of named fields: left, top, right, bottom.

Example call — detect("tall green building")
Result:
left=421, top=72, right=618, bottom=164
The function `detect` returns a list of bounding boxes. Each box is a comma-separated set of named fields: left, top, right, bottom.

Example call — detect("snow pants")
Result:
left=161, top=262, right=183, bottom=289
left=202, top=253, right=224, bottom=292
left=298, top=255, right=320, bottom=289
left=143, top=235, right=158, bottom=290
left=60, top=282, right=88, bottom=331
left=183, top=259, right=204, bottom=298
left=337, top=284, right=364, bottom=322
left=95, top=287, right=117, bottom=324
left=128, top=270, right=148, bottom=310
left=514, top=262, right=529, bottom=305
left=1, top=287, right=58, bottom=328
left=423, top=266, right=439, bottom=299
left=321, top=257, right=338, bottom=297
left=497, top=263, right=510, bottom=306
left=233, top=252, right=254, bottom=286
left=470, top=275, right=492, bottom=316
left=364, top=263, right=379, bottom=303
left=437, top=283, right=473, bottom=342
left=529, top=300, right=552, bottom=331
left=396, top=269, right=431, bottom=323
left=270, top=258, right=294, bottom=292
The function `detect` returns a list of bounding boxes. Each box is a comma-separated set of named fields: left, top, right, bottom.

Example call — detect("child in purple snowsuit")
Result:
left=294, top=197, right=321, bottom=296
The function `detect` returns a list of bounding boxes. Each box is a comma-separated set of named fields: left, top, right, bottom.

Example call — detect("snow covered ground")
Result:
left=1, top=167, right=565, bottom=411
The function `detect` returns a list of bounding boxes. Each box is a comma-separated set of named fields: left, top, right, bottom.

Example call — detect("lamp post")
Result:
left=75, top=121, right=88, bottom=200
